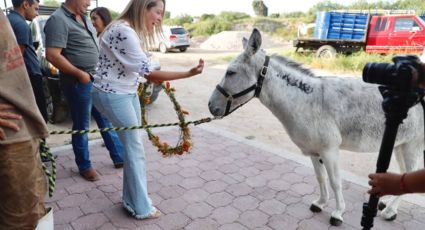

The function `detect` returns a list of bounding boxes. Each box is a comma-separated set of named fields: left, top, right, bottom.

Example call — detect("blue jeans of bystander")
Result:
left=62, top=81, right=123, bottom=172
left=91, top=87, right=155, bottom=219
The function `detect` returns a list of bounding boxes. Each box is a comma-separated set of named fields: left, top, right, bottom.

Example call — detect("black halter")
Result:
left=215, top=55, right=270, bottom=117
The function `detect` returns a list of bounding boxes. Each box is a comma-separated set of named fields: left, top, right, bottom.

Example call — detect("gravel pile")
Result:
left=200, top=31, right=284, bottom=51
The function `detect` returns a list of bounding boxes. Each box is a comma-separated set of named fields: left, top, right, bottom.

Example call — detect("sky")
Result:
left=2, top=0, right=369, bottom=17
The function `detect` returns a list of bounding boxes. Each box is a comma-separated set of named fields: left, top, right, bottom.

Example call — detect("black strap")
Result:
left=421, top=98, right=425, bottom=168
left=255, top=56, right=270, bottom=97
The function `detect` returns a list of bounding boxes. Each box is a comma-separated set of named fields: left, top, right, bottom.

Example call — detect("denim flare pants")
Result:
left=91, top=87, right=155, bottom=219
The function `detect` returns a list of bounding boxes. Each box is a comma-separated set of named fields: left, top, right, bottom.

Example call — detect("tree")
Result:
left=43, top=0, right=60, bottom=7
left=252, top=0, right=268, bottom=17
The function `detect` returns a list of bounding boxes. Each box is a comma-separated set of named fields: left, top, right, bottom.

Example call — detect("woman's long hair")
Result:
left=116, top=0, right=165, bottom=50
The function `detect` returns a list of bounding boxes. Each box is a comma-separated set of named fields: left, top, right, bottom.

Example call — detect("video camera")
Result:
left=363, top=55, right=425, bottom=91
left=361, top=55, right=425, bottom=230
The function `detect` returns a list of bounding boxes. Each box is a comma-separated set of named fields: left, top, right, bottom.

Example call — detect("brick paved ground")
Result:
left=46, top=125, right=425, bottom=230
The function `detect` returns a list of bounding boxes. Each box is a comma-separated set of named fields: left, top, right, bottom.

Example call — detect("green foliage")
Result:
left=200, top=14, right=216, bottom=21
left=218, top=11, right=250, bottom=21
left=110, top=10, right=119, bottom=20
left=281, top=49, right=392, bottom=74
left=44, top=0, right=60, bottom=7
left=252, top=0, right=268, bottom=17
left=164, top=14, right=193, bottom=26
left=185, top=18, right=232, bottom=36
left=164, top=11, right=171, bottom=19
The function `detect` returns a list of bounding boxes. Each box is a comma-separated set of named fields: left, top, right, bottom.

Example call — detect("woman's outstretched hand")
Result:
left=189, top=58, right=204, bottom=76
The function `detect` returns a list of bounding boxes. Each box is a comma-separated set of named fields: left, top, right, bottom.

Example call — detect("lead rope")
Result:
left=39, top=116, right=221, bottom=197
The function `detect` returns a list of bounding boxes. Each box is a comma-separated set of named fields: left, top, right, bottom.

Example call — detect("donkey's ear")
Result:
left=242, top=37, right=248, bottom=49
left=244, top=28, right=262, bottom=56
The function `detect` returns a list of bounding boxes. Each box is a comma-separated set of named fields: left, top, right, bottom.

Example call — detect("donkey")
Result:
left=208, top=28, right=424, bottom=226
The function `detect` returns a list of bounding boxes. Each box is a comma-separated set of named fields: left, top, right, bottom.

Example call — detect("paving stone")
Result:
left=104, top=191, right=122, bottom=204
left=54, top=207, right=83, bottom=225
left=298, top=216, right=331, bottom=230
left=218, top=163, right=240, bottom=174
left=290, top=182, right=316, bottom=196
left=239, top=167, right=260, bottom=177
left=178, top=166, right=202, bottom=177
left=156, top=185, right=186, bottom=199
left=158, top=173, right=183, bottom=186
left=180, top=177, right=205, bottom=189
left=181, top=188, right=209, bottom=203
left=185, top=218, right=220, bottom=230
left=66, top=182, right=96, bottom=194
left=103, top=204, right=138, bottom=229
left=259, top=200, right=286, bottom=215
left=158, top=197, right=188, bottom=214
left=268, top=213, right=299, bottom=230
left=254, top=162, right=274, bottom=171
left=200, top=170, right=225, bottom=181
left=98, top=185, right=119, bottom=193
left=155, top=212, right=190, bottom=230
left=250, top=187, right=277, bottom=201
left=80, top=197, right=114, bottom=214
left=286, top=202, right=314, bottom=220
left=204, top=180, right=229, bottom=193
left=211, top=206, right=241, bottom=224
left=232, top=195, right=260, bottom=211
left=158, top=164, right=182, bottom=175
left=246, top=175, right=267, bottom=188
left=219, top=222, right=250, bottom=230
left=268, top=179, right=291, bottom=191
left=183, top=202, right=214, bottom=219
left=237, top=210, right=269, bottom=228
left=206, top=192, right=234, bottom=208
left=178, top=158, right=200, bottom=167
left=226, top=183, right=253, bottom=196
left=86, top=188, right=108, bottom=200
left=57, top=193, right=89, bottom=208
left=71, top=213, right=108, bottom=230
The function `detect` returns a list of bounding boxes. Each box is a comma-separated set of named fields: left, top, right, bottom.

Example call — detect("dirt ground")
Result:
left=46, top=46, right=401, bottom=180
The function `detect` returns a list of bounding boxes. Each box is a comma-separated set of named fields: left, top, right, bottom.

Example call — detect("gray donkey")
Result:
left=208, top=28, right=423, bottom=226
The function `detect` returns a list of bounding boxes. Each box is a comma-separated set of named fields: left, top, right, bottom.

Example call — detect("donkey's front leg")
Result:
left=322, top=150, right=345, bottom=226
left=310, top=156, right=329, bottom=212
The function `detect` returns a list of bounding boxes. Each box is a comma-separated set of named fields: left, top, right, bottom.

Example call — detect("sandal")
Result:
left=145, top=207, right=161, bottom=219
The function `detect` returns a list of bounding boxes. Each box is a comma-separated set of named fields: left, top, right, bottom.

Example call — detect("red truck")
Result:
left=294, top=11, right=425, bottom=58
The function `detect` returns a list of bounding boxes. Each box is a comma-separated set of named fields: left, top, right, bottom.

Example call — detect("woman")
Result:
left=90, top=7, right=112, bottom=36
left=91, top=0, right=204, bottom=220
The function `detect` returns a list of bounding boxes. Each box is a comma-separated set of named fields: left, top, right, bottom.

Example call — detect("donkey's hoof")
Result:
left=310, top=204, right=322, bottom=213
left=384, top=214, right=397, bottom=221
left=330, top=217, right=343, bottom=226
left=378, top=202, right=386, bottom=211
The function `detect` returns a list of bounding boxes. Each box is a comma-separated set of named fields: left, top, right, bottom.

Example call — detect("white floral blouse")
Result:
left=93, top=20, right=153, bottom=94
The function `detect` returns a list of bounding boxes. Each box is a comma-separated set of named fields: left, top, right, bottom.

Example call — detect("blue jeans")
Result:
left=91, top=87, right=154, bottom=218
left=62, top=81, right=124, bottom=172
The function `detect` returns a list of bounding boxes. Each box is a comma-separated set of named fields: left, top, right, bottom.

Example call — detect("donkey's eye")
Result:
left=226, top=70, right=236, bottom=76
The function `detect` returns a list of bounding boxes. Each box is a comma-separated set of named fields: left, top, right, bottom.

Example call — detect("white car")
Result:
left=151, top=25, right=190, bottom=53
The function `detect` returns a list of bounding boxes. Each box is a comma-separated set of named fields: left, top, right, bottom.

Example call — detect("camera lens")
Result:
left=363, top=63, right=396, bottom=86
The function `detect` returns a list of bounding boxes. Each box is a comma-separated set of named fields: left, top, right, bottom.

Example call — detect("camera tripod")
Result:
left=361, top=86, right=425, bottom=230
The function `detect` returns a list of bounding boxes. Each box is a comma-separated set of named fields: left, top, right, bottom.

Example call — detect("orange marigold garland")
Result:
left=138, top=81, right=192, bottom=157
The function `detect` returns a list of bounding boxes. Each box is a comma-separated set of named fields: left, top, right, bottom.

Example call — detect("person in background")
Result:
left=90, top=6, right=112, bottom=36
left=91, top=0, right=204, bottom=220
left=44, top=0, right=124, bottom=181
left=0, top=8, right=50, bottom=229
left=7, top=0, right=48, bottom=122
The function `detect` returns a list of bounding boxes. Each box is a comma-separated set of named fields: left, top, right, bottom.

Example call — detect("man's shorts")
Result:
left=0, top=138, right=47, bottom=229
